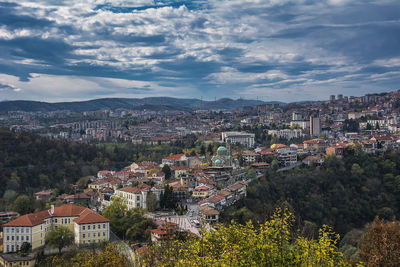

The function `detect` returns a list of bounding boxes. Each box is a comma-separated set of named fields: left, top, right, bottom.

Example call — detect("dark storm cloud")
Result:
left=0, top=0, right=399, bottom=101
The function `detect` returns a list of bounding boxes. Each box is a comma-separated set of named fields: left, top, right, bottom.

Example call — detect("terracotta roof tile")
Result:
left=73, top=211, right=109, bottom=224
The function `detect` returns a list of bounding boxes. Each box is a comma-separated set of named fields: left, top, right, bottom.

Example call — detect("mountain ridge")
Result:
left=0, top=97, right=285, bottom=112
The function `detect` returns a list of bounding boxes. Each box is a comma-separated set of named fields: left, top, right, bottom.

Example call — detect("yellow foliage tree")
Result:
left=143, top=208, right=350, bottom=266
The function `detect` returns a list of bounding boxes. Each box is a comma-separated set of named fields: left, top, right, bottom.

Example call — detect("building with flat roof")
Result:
left=221, top=131, right=255, bottom=148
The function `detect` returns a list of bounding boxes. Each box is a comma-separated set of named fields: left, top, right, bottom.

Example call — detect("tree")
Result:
left=45, top=226, right=74, bottom=254
left=77, top=176, right=91, bottom=189
left=200, top=145, right=206, bottom=156
left=19, top=242, right=31, bottom=254
left=160, top=185, right=177, bottom=210
left=47, top=243, right=129, bottom=267
left=162, top=164, right=172, bottom=180
left=246, top=168, right=256, bottom=180
left=14, top=195, right=34, bottom=215
left=103, top=196, right=129, bottom=238
left=103, top=196, right=156, bottom=242
left=143, top=208, right=348, bottom=266
left=207, top=143, right=214, bottom=154
left=271, top=159, right=279, bottom=171
left=360, top=216, right=400, bottom=266
left=146, top=192, right=157, bottom=212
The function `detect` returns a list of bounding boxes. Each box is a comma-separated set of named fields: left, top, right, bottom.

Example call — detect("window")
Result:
left=83, top=234, right=85, bottom=238
left=103, top=224, right=106, bottom=229
left=61, top=219, right=63, bottom=224
left=88, top=233, right=90, bottom=238
left=88, top=225, right=90, bottom=230
left=27, top=236, right=29, bottom=241
left=16, top=236, right=19, bottom=241
left=12, top=236, right=14, bottom=241
left=7, top=236, right=9, bottom=241
left=136, top=196, right=140, bottom=201
left=55, top=219, right=58, bottom=223
left=83, top=225, right=85, bottom=231
left=103, top=232, right=105, bottom=237
left=16, top=228, right=19, bottom=233
left=98, top=224, right=100, bottom=229
left=21, top=236, right=24, bottom=241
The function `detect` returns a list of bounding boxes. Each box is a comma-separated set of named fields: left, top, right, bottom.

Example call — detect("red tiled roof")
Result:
left=163, top=154, right=185, bottom=160
left=3, top=204, right=103, bottom=227
left=3, top=210, right=49, bottom=227
left=73, top=211, right=109, bottom=224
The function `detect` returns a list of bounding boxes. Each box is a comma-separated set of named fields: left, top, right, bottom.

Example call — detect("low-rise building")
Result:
left=2, top=204, right=110, bottom=253
left=0, top=253, right=36, bottom=267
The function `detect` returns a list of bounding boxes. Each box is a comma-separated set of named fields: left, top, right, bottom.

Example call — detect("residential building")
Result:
left=115, top=184, right=163, bottom=210
left=0, top=253, right=36, bottom=267
left=2, top=204, right=110, bottom=253
left=221, top=132, right=255, bottom=148
left=310, top=116, right=321, bottom=136
left=268, top=129, right=304, bottom=140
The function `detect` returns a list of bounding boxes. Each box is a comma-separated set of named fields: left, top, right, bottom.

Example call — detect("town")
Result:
left=2, top=90, right=400, bottom=265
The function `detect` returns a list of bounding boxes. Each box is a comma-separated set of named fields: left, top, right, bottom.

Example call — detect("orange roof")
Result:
left=3, top=210, right=49, bottom=227
left=3, top=204, right=107, bottom=227
left=163, top=154, right=185, bottom=160
left=73, top=211, right=109, bottom=224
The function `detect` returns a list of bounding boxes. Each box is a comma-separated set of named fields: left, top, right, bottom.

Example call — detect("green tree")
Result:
left=14, top=195, right=34, bottom=215
left=45, top=226, right=74, bottom=254
left=19, top=242, right=31, bottom=254
left=162, top=164, right=172, bottom=180
left=146, top=192, right=157, bottom=212
left=271, top=159, right=279, bottom=171
left=246, top=168, right=256, bottom=180
left=160, top=185, right=177, bottom=210
left=77, top=176, right=91, bottom=189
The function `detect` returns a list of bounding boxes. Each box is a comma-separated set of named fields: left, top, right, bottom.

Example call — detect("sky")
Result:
left=0, top=0, right=400, bottom=103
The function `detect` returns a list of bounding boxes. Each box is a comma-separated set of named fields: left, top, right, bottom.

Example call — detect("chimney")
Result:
left=51, top=204, right=54, bottom=215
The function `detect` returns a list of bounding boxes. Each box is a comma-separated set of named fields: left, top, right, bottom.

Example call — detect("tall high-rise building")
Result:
left=310, top=116, right=321, bottom=136
left=337, top=94, right=343, bottom=100
left=330, top=95, right=335, bottom=102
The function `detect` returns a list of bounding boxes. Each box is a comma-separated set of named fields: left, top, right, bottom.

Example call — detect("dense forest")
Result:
left=0, top=128, right=190, bottom=209
left=222, top=145, right=400, bottom=238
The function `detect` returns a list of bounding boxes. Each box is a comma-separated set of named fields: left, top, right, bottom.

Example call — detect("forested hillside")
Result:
left=222, top=146, right=400, bottom=237
left=0, top=128, right=185, bottom=207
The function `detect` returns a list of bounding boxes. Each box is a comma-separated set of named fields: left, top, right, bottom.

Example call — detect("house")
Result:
left=34, top=189, right=53, bottom=202
left=115, top=184, right=164, bottom=210
left=2, top=204, right=110, bottom=253
left=97, top=170, right=114, bottom=179
left=303, top=139, right=328, bottom=152
left=303, top=153, right=325, bottom=166
left=0, top=253, right=36, bottom=267
left=192, top=185, right=214, bottom=199
left=251, top=162, right=270, bottom=171
left=64, top=192, right=91, bottom=206
left=161, top=154, right=188, bottom=166
left=226, top=181, right=248, bottom=202
left=150, top=222, right=178, bottom=242
left=199, top=206, right=219, bottom=224
left=326, top=145, right=344, bottom=157
left=242, top=150, right=260, bottom=164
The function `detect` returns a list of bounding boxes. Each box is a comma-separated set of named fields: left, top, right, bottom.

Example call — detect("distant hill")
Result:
left=0, top=97, right=285, bottom=112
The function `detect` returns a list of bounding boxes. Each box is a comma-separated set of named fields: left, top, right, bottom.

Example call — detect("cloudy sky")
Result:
left=0, top=0, right=400, bottom=103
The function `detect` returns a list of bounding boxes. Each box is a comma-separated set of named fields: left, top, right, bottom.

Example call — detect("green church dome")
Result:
left=217, top=146, right=227, bottom=152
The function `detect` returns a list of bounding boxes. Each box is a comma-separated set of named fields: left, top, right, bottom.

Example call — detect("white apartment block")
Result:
left=221, top=132, right=255, bottom=148
left=268, top=129, right=304, bottom=139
